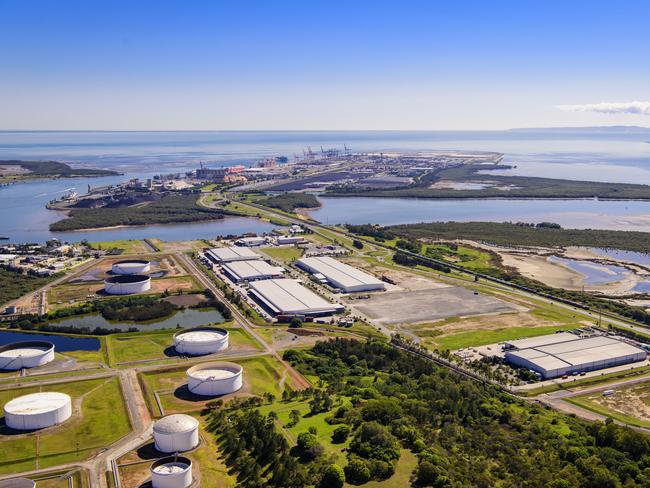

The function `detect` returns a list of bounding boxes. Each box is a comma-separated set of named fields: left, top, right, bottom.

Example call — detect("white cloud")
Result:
left=555, top=101, right=650, bottom=115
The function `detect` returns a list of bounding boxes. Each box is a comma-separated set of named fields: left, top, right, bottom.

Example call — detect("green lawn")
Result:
left=106, top=325, right=261, bottom=366
left=430, top=324, right=569, bottom=351
left=258, top=398, right=351, bottom=463
left=0, top=377, right=131, bottom=473
left=356, top=449, right=418, bottom=488
left=260, top=246, right=304, bottom=263
left=88, top=239, right=147, bottom=254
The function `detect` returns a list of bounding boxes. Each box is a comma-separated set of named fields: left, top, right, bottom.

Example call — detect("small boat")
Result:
left=0, top=236, right=9, bottom=240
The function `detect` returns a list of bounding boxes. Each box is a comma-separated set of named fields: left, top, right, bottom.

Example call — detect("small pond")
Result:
left=45, top=308, right=225, bottom=332
left=0, top=330, right=100, bottom=351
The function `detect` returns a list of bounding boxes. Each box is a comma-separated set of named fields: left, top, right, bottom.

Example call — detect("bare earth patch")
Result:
left=583, top=383, right=650, bottom=423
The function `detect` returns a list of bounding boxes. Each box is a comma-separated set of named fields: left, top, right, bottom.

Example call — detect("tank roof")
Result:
left=0, top=341, right=54, bottom=358
left=174, top=328, right=228, bottom=343
left=113, top=259, right=150, bottom=265
left=151, top=456, right=192, bottom=472
left=153, top=414, right=199, bottom=434
left=4, top=392, right=71, bottom=415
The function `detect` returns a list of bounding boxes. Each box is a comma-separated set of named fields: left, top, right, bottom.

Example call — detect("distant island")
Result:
left=49, top=193, right=233, bottom=231
left=0, top=159, right=120, bottom=183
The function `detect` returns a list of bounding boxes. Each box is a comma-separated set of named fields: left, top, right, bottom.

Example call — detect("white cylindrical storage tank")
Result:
left=104, top=274, right=151, bottom=295
left=0, top=341, right=55, bottom=370
left=112, top=259, right=151, bottom=275
left=153, top=414, right=200, bottom=453
left=151, top=456, right=193, bottom=488
left=4, top=392, right=72, bottom=430
left=186, top=361, right=243, bottom=397
left=173, top=328, right=229, bottom=356
left=0, top=478, right=36, bottom=488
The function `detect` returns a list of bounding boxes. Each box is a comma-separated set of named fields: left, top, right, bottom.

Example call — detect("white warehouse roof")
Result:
left=505, top=334, right=647, bottom=379
left=222, top=260, right=284, bottom=282
left=249, top=279, right=343, bottom=316
left=296, top=256, right=385, bottom=293
left=207, top=247, right=261, bottom=263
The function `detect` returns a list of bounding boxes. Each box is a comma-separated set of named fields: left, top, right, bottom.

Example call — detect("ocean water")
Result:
left=1, top=129, right=650, bottom=242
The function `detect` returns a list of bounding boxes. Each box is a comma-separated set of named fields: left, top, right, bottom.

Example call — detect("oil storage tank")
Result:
left=0, top=341, right=55, bottom=370
left=112, top=259, right=151, bottom=275
left=173, top=328, right=229, bottom=356
left=153, top=414, right=200, bottom=453
left=151, top=456, right=193, bottom=488
left=4, top=392, right=72, bottom=430
left=104, top=274, right=151, bottom=295
left=186, top=361, right=243, bottom=396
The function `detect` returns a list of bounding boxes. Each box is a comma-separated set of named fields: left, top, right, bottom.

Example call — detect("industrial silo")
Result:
left=186, top=361, right=243, bottom=397
left=153, top=414, right=200, bottom=453
left=150, top=456, right=193, bottom=488
left=3, top=392, right=72, bottom=430
left=0, top=341, right=55, bottom=370
left=173, top=328, right=229, bottom=356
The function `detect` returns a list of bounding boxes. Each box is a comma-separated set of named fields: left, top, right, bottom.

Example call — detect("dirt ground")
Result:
left=349, top=286, right=517, bottom=325
left=582, top=383, right=650, bottom=422
left=410, top=311, right=569, bottom=338
left=341, top=257, right=449, bottom=291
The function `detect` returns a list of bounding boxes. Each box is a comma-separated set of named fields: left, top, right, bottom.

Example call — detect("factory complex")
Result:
left=504, top=333, right=647, bottom=379
left=205, top=246, right=261, bottom=263
left=222, top=259, right=284, bottom=283
left=249, top=278, right=344, bottom=316
left=297, top=256, right=385, bottom=292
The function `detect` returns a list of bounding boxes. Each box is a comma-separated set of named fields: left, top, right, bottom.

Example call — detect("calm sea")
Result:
left=1, top=129, right=650, bottom=242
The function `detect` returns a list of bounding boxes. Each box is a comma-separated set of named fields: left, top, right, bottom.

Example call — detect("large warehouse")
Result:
left=222, top=260, right=284, bottom=283
left=504, top=333, right=647, bottom=379
left=249, top=278, right=344, bottom=316
left=206, top=247, right=261, bottom=264
left=296, top=256, right=385, bottom=293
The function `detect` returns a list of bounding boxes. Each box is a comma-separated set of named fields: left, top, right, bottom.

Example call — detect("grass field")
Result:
left=357, top=449, right=418, bottom=488
left=0, top=377, right=130, bottom=473
left=106, top=325, right=261, bottom=366
left=260, top=246, right=304, bottom=262
left=259, top=397, right=351, bottom=463
left=425, top=244, right=493, bottom=270
left=567, top=393, right=650, bottom=428
left=428, top=324, right=569, bottom=351
left=140, top=355, right=298, bottom=416
left=88, top=240, right=148, bottom=254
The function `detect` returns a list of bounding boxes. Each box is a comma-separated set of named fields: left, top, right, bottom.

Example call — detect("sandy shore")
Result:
left=499, top=252, right=641, bottom=295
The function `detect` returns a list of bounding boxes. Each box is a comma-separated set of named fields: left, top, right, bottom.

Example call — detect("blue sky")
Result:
left=1, top=0, right=649, bottom=130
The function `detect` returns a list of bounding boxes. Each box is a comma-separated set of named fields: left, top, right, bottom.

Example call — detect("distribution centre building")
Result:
left=296, top=256, right=385, bottom=293
left=504, top=333, right=647, bottom=379
left=248, top=278, right=344, bottom=316
left=222, top=260, right=285, bottom=283
left=206, top=247, right=261, bottom=264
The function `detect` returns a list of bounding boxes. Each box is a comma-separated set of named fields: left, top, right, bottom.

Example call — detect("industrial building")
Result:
left=222, top=260, right=284, bottom=283
left=248, top=278, right=344, bottom=316
left=186, top=361, right=243, bottom=396
left=4, top=392, right=72, bottom=430
left=112, top=259, right=151, bottom=275
left=0, top=341, right=55, bottom=370
left=104, top=274, right=151, bottom=295
left=296, top=256, right=385, bottom=293
left=504, top=333, right=647, bottom=379
left=153, top=414, right=200, bottom=453
left=206, top=247, right=261, bottom=263
left=173, top=328, right=229, bottom=356
left=235, top=236, right=266, bottom=247
left=151, top=456, right=193, bottom=488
